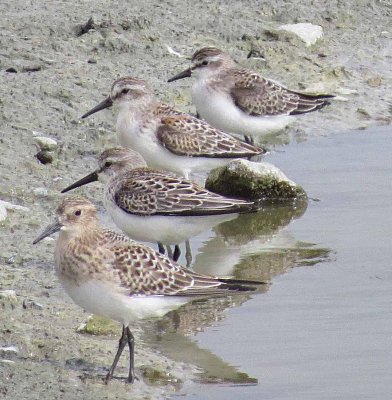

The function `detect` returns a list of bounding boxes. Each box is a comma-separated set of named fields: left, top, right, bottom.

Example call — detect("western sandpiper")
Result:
left=33, top=196, right=264, bottom=383
left=60, top=147, right=258, bottom=262
left=168, top=47, right=334, bottom=141
left=81, top=77, right=265, bottom=178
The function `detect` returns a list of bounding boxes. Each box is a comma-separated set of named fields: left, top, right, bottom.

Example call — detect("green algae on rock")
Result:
left=205, top=159, right=307, bottom=201
left=78, top=315, right=119, bottom=336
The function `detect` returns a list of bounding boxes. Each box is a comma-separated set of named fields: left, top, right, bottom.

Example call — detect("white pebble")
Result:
left=0, top=200, right=30, bottom=222
left=33, top=187, right=49, bottom=197
left=34, top=136, right=58, bottom=151
left=278, top=23, right=323, bottom=46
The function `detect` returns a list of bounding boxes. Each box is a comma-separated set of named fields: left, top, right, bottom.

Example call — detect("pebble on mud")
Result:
left=0, top=346, right=19, bottom=357
left=205, top=159, right=307, bottom=201
left=0, top=200, right=30, bottom=222
left=36, top=150, right=54, bottom=164
left=34, top=136, right=58, bottom=151
left=32, top=187, right=49, bottom=197
left=278, top=23, right=323, bottom=46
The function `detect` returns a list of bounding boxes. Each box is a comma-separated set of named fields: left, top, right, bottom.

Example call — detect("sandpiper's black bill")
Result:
left=167, top=68, right=192, bottom=82
left=33, top=220, right=62, bottom=244
left=81, top=96, right=113, bottom=119
left=61, top=171, right=99, bottom=193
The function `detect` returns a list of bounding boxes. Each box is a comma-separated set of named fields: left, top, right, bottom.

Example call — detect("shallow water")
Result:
left=165, top=126, right=392, bottom=399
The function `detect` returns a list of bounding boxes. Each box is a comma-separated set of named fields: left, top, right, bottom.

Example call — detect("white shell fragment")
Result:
left=278, top=23, right=323, bottom=46
left=0, top=200, right=30, bottom=222
left=34, top=136, right=58, bottom=151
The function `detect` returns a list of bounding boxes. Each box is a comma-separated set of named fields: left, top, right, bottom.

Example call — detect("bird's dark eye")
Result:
left=104, top=161, right=112, bottom=168
left=121, top=88, right=129, bottom=94
left=74, top=210, right=81, bottom=216
left=201, top=60, right=208, bottom=66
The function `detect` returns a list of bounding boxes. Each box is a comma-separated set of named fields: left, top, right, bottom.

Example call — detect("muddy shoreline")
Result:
left=0, top=0, right=391, bottom=398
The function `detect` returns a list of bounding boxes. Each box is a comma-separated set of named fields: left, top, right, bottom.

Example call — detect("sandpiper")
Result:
left=168, top=47, right=334, bottom=141
left=33, top=196, right=264, bottom=383
left=61, top=147, right=258, bottom=261
left=81, top=77, right=265, bottom=179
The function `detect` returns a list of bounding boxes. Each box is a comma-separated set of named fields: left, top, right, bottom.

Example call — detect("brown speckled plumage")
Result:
left=156, top=115, right=263, bottom=157
left=110, top=165, right=256, bottom=216
left=42, top=197, right=263, bottom=296
left=186, top=47, right=334, bottom=117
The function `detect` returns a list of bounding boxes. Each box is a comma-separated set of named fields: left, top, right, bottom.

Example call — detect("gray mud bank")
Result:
left=0, top=0, right=391, bottom=399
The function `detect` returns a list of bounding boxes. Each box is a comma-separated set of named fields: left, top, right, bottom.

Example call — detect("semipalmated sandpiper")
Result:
left=81, top=77, right=265, bottom=178
left=61, top=147, right=258, bottom=260
left=33, top=196, right=264, bottom=383
left=168, top=47, right=334, bottom=141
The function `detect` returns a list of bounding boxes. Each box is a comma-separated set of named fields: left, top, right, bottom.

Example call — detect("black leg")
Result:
left=166, top=245, right=173, bottom=259
left=244, top=135, right=254, bottom=145
left=125, top=327, right=135, bottom=383
left=105, top=325, right=127, bottom=383
left=173, top=244, right=181, bottom=262
left=157, top=242, right=165, bottom=254
left=185, top=240, right=192, bottom=268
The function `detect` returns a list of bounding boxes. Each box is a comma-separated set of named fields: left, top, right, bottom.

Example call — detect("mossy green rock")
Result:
left=141, top=365, right=180, bottom=386
left=80, top=315, right=119, bottom=336
left=205, top=159, right=307, bottom=201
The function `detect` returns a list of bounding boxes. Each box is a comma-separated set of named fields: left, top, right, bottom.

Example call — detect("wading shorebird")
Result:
left=33, top=196, right=264, bottom=383
left=81, top=77, right=265, bottom=179
left=61, top=147, right=258, bottom=263
left=168, top=47, right=334, bottom=142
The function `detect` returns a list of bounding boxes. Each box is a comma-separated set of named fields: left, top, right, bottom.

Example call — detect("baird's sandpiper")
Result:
left=33, top=196, right=264, bottom=383
left=81, top=77, right=265, bottom=179
left=61, top=147, right=258, bottom=261
left=168, top=47, right=334, bottom=142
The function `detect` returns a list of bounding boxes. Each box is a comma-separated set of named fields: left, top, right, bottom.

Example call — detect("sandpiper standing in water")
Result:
left=81, top=77, right=265, bottom=179
left=33, top=196, right=264, bottom=383
left=61, top=147, right=258, bottom=263
left=168, top=47, right=334, bottom=142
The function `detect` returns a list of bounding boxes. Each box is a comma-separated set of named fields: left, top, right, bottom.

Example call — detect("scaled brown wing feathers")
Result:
left=113, top=169, right=255, bottom=216
left=109, top=242, right=227, bottom=296
left=156, top=115, right=263, bottom=158
left=229, top=69, right=333, bottom=116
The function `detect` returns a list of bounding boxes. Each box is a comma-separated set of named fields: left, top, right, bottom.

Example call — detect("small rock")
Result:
left=36, top=150, right=53, bottom=164
left=77, top=315, right=119, bottom=335
left=22, top=65, right=42, bottom=73
left=34, top=136, right=57, bottom=151
left=205, top=159, right=307, bottom=201
left=0, top=346, right=18, bottom=357
left=87, top=58, right=97, bottom=64
left=165, top=45, right=184, bottom=58
left=75, top=16, right=95, bottom=37
left=5, top=67, right=17, bottom=73
left=33, top=187, right=49, bottom=197
left=22, top=299, right=44, bottom=310
left=0, top=200, right=30, bottom=222
left=278, top=23, right=323, bottom=46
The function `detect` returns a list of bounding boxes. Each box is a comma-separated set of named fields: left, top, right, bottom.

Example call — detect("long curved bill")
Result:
left=61, top=171, right=99, bottom=193
left=33, top=220, right=62, bottom=244
left=167, top=68, right=192, bottom=82
left=81, top=96, right=113, bottom=119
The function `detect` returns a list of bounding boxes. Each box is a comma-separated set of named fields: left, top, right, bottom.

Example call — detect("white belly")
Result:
left=60, top=279, right=190, bottom=326
left=105, top=196, right=237, bottom=245
left=192, top=81, right=293, bottom=137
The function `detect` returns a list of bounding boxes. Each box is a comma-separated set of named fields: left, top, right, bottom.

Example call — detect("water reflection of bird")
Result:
left=192, top=202, right=309, bottom=279
left=33, top=196, right=264, bottom=383
left=143, top=295, right=263, bottom=384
